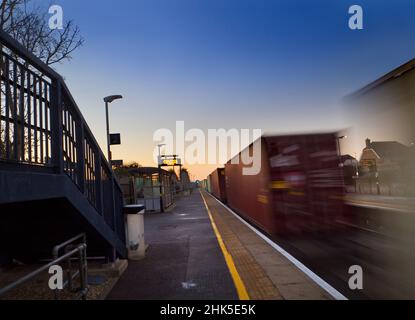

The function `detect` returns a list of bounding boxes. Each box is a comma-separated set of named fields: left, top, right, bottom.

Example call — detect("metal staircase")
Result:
left=0, top=30, right=126, bottom=262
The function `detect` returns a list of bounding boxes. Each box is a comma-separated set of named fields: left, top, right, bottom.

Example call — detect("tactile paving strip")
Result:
left=202, top=192, right=283, bottom=300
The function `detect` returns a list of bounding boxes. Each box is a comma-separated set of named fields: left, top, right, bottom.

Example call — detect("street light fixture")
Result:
left=336, top=135, right=348, bottom=192
left=104, top=95, right=123, bottom=162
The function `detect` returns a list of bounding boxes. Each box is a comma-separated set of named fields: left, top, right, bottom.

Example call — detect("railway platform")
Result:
left=107, top=190, right=332, bottom=300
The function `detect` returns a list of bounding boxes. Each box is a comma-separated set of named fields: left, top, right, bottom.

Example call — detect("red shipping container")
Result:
left=209, top=168, right=227, bottom=203
left=225, top=133, right=346, bottom=236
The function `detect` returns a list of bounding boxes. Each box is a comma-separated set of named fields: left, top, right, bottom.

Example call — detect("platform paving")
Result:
left=108, top=189, right=332, bottom=300
left=200, top=190, right=331, bottom=300
left=107, top=191, right=238, bottom=300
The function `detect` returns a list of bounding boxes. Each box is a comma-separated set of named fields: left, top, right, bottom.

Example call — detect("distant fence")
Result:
left=0, top=30, right=125, bottom=244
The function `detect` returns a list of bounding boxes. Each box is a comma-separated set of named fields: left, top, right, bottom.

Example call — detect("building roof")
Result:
left=126, top=167, right=171, bottom=176
left=365, top=141, right=409, bottom=161
left=345, top=58, right=415, bottom=100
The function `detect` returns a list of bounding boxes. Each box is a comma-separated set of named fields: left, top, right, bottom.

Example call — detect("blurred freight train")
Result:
left=203, top=133, right=350, bottom=237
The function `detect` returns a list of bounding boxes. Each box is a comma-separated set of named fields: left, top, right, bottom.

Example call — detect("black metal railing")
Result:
left=0, top=50, right=52, bottom=165
left=0, top=30, right=125, bottom=246
left=0, top=234, right=88, bottom=300
left=52, top=234, right=88, bottom=300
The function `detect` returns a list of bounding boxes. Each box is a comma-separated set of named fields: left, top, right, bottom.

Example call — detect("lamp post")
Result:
left=336, top=135, right=347, bottom=163
left=354, top=152, right=360, bottom=193
left=157, top=144, right=166, bottom=167
left=157, top=144, right=166, bottom=212
left=336, top=135, right=347, bottom=192
left=103, top=95, right=123, bottom=162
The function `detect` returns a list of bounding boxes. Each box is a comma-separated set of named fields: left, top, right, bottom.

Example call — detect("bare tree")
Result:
left=1, top=0, right=84, bottom=65
left=0, top=0, right=84, bottom=161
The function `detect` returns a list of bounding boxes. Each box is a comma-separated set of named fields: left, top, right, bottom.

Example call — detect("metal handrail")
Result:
left=0, top=245, right=87, bottom=299
left=52, top=233, right=88, bottom=300
left=52, top=233, right=86, bottom=259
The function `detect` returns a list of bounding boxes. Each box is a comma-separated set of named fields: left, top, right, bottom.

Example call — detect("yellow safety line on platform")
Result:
left=200, top=191, right=250, bottom=301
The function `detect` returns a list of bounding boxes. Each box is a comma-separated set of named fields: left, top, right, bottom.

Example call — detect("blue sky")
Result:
left=46, top=0, right=415, bottom=178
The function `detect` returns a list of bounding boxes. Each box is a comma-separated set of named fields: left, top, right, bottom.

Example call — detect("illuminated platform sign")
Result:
left=163, top=159, right=178, bottom=166
left=159, top=156, right=182, bottom=167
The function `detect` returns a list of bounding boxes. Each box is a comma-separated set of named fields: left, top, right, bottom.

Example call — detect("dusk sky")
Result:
left=49, top=0, right=415, bottom=179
